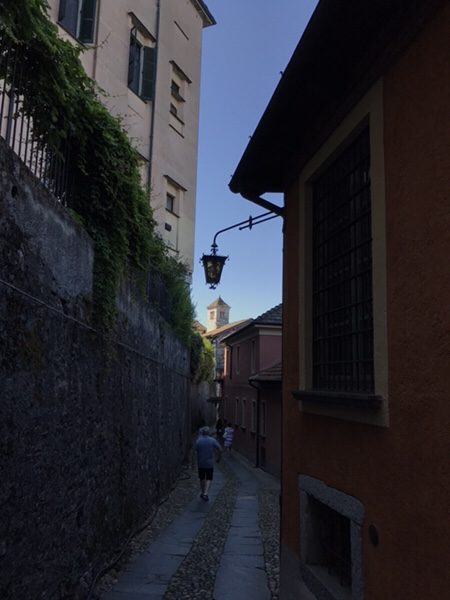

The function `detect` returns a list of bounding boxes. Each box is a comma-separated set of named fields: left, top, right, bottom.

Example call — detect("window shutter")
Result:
left=78, top=0, right=97, bottom=43
left=128, top=34, right=136, bottom=86
left=141, top=47, right=155, bottom=101
left=58, top=0, right=79, bottom=37
left=128, top=34, right=141, bottom=95
left=58, top=0, right=66, bottom=20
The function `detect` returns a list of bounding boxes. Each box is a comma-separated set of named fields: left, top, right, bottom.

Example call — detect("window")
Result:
left=312, top=128, right=373, bottom=394
left=234, top=398, right=239, bottom=426
left=295, top=82, right=388, bottom=425
left=169, top=61, right=189, bottom=135
left=241, top=398, right=246, bottom=429
left=128, top=29, right=155, bottom=100
left=299, top=475, right=364, bottom=600
left=251, top=400, right=256, bottom=432
left=250, top=340, right=256, bottom=373
left=260, top=401, right=266, bottom=435
left=309, top=498, right=352, bottom=587
left=228, top=347, right=233, bottom=380
left=209, top=311, right=214, bottom=320
left=224, top=346, right=231, bottom=377
left=236, top=346, right=240, bottom=375
left=166, top=193, right=175, bottom=213
left=58, top=0, right=97, bottom=43
left=163, top=177, right=184, bottom=252
left=171, top=80, right=184, bottom=102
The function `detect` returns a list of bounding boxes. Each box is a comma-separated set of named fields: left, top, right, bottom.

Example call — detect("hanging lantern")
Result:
left=201, top=250, right=228, bottom=289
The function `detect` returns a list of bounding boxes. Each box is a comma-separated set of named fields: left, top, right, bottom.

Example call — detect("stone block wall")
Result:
left=0, top=141, right=190, bottom=599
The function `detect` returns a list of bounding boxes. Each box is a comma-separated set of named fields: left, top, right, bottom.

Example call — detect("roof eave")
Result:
left=189, top=0, right=216, bottom=27
left=229, top=0, right=443, bottom=197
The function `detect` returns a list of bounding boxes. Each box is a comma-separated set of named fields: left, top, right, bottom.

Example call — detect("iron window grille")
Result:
left=309, top=497, right=352, bottom=588
left=312, top=128, right=374, bottom=394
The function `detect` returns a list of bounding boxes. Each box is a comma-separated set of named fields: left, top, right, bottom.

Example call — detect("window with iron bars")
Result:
left=312, top=128, right=374, bottom=394
left=308, top=496, right=352, bottom=589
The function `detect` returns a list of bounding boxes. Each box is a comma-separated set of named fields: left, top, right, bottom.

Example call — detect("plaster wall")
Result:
left=259, top=330, right=282, bottom=371
left=47, top=0, right=209, bottom=272
left=0, top=142, right=190, bottom=599
left=223, top=329, right=281, bottom=475
left=280, top=5, right=450, bottom=598
left=261, top=388, right=281, bottom=477
left=223, top=382, right=257, bottom=462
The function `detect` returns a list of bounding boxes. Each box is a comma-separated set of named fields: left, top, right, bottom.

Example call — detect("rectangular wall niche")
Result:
left=298, top=475, right=365, bottom=600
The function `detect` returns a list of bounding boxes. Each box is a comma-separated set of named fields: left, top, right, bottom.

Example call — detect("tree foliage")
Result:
left=0, top=0, right=194, bottom=341
left=190, top=333, right=215, bottom=384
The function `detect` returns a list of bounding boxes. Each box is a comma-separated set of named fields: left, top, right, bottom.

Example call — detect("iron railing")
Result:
left=0, top=39, right=72, bottom=204
left=0, top=36, right=175, bottom=322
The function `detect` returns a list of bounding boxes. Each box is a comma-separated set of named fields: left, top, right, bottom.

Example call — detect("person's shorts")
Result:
left=198, top=467, right=213, bottom=480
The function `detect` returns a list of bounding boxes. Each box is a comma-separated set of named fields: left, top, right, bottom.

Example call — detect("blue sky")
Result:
left=192, top=0, right=318, bottom=325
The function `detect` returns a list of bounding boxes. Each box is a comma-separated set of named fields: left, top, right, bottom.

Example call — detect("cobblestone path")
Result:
left=98, top=452, right=280, bottom=600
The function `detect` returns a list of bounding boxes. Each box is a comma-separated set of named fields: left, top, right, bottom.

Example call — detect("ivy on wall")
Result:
left=0, top=0, right=194, bottom=341
left=190, top=333, right=215, bottom=384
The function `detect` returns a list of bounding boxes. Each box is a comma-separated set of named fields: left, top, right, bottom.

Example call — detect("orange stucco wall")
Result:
left=281, top=4, right=450, bottom=598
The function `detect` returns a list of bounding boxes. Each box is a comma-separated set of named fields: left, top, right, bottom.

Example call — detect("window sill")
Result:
left=171, top=91, right=185, bottom=103
left=128, top=86, right=150, bottom=104
left=169, top=123, right=185, bottom=138
left=57, top=22, right=95, bottom=46
left=293, top=389, right=389, bottom=427
left=169, top=110, right=185, bottom=126
left=292, top=390, right=382, bottom=410
left=300, top=562, right=353, bottom=600
left=165, top=208, right=179, bottom=217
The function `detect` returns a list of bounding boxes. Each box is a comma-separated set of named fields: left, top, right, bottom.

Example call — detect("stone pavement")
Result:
left=101, top=451, right=280, bottom=600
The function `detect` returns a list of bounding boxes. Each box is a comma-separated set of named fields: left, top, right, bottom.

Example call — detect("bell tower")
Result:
left=206, top=297, right=230, bottom=332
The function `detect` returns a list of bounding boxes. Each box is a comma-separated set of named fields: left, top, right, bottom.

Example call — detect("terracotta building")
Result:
left=47, top=0, right=215, bottom=274
left=221, top=304, right=282, bottom=477
left=229, top=0, right=450, bottom=599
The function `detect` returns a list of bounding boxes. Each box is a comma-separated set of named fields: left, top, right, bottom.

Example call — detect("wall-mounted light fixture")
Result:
left=200, top=211, right=280, bottom=289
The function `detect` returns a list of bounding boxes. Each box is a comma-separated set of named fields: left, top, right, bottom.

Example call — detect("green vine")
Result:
left=0, top=0, right=195, bottom=342
left=190, top=333, right=214, bottom=383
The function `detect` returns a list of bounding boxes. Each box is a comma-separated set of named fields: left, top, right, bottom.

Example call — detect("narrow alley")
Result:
left=97, top=452, right=280, bottom=600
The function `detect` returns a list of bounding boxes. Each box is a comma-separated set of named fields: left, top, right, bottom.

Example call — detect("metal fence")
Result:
left=0, top=37, right=174, bottom=321
left=0, top=40, right=72, bottom=204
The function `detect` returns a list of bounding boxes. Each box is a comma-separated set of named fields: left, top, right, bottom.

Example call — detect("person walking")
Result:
left=215, top=418, right=224, bottom=442
left=195, top=426, right=222, bottom=501
left=223, top=422, right=235, bottom=454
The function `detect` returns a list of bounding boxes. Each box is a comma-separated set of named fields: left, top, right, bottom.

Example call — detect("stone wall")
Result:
left=0, top=141, right=191, bottom=599
left=190, top=380, right=218, bottom=431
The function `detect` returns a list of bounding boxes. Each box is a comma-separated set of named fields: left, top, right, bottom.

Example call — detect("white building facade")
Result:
left=47, top=0, right=215, bottom=275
